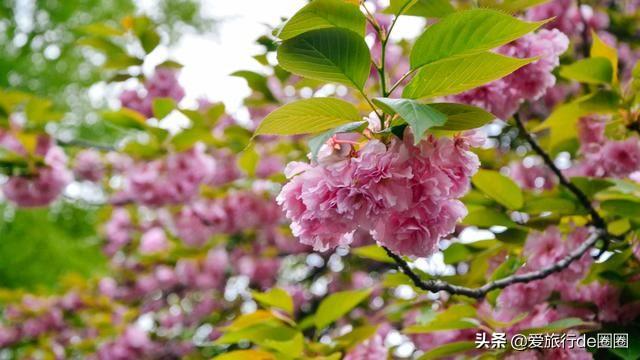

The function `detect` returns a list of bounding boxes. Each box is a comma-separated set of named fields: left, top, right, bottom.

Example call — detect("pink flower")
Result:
left=120, top=68, right=185, bottom=118
left=2, top=138, right=71, bottom=207
left=600, top=138, right=640, bottom=177
left=139, top=227, right=168, bottom=254
left=73, top=149, right=104, bottom=182
left=448, top=29, right=569, bottom=119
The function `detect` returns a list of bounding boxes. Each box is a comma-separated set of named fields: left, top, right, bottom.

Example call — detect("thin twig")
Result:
left=56, top=138, right=117, bottom=152
left=388, top=68, right=417, bottom=96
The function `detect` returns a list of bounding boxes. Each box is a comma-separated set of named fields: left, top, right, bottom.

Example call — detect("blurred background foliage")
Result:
left=0, top=0, right=215, bottom=291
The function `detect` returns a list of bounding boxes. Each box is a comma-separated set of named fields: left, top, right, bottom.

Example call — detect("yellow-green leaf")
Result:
left=472, top=169, right=524, bottom=209
left=315, top=289, right=372, bottom=329
left=255, top=98, right=360, bottom=136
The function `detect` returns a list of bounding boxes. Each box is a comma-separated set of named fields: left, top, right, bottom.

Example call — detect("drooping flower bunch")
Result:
left=278, top=130, right=482, bottom=257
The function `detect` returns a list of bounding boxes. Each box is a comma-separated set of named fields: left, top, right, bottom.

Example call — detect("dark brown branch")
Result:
left=383, top=229, right=601, bottom=298
left=513, top=114, right=607, bottom=230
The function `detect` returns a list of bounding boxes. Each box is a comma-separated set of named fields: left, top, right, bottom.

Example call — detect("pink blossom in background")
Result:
left=122, top=145, right=213, bottom=206
left=448, top=29, right=569, bottom=120
left=509, top=159, right=556, bottom=190
left=139, top=227, right=169, bottom=254
left=278, top=130, right=480, bottom=257
left=343, top=334, right=387, bottom=360
left=119, top=68, right=185, bottom=118
left=73, top=149, right=104, bottom=182
left=2, top=136, right=72, bottom=207
left=526, top=0, right=608, bottom=37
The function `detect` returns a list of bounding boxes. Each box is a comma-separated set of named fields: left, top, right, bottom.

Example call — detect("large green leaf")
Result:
left=277, top=28, right=371, bottom=89
left=403, top=52, right=535, bottom=99
left=315, top=289, right=372, bottom=329
left=277, top=0, right=366, bottom=40
left=478, top=0, right=550, bottom=12
left=559, top=57, right=613, bottom=84
left=472, top=169, right=524, bottom=209
left=410, top=8, right=546, bottom=69
left=428, top=103, right=496, bottom=130
left=385, top=0, right=455, bottom=18
left=255, top=97, right=361, bottom=136
left=373, top=98, right=446, bottom=144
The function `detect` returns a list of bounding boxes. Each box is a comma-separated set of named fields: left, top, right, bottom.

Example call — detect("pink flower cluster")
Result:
left=497, top=227, right=593, bottom=317
left=449, top=29, right=569, bottom=120
left=120, top=145, right=214, bottom=206
left=119, top=68, right=185, bottom=118
left=1, top=134, right=72, bottom=207
left=569, top=116, right=640, bottom=178
left=509, top=158, right=556, bottom=190
left=174, top=190, right=283, bottom=247
left=526, top=0, right=609, bottom=37
left=277, top=131, right=481, bottom=257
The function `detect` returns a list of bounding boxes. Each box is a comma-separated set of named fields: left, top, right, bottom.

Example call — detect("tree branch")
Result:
left=383, top=229, right=601, bottom=298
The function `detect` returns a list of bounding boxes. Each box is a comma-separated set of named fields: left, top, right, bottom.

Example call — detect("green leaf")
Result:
left=418, top=341, right=477, bottom=360
left=385, top=0, right=455, bottom=18
left=560, top=57, right=613, bottom=84
left=103, top=108, right=148, bottom=130
left=601, top=199, right=640, bottom=218
left=523, top=197, right=577, bottom=215
left=429, top=103, right=496, bottom=130
left=410, top=9, right=546, bottom=69
left=213, top=350, right=276, bottom=360
left=443, top=243, right=474, bottom=264
left=171, top=127, right=215, bottom=152
left=403, top=52, right=536, bottom=99
left=277, top=0, right=366, bottom=40
left=352, top=245, right=394, bottom=263
left=139, top=28, right=160, bottom=53
left=462, top=207, right=518, bottom=228
left=238, top=144, right=260, bottom=177
left=520, top=318, right=592, bottom=335
left=591, top=30, right=618, bottom=85
left=478, top=0, right=550, bottom=12
left=373, top=98, right=446, bottom=144
left=255, top=98, right=361, bottom=136
left=308, top=121, right=367, bottom=161
left=334, top=325, right=379, bottom=351
left=315, top=289, right=372, bottom=329
left=472, top=169, right=524, bottom=209
left=262, top=331, right=304, bottom=357
left=277, top=28, right=371, bottom=89
left=534, top=91, right=620, bottom=149
left=231, top=71, right=277, bottom=102
left=252, top=287, right=295, bottom=315
left=152, top=98, right=177, bottom=119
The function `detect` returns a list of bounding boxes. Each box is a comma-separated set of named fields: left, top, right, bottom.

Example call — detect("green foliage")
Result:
left=409, top=9, right=546, bottom=69
left=0, top=202, right=106, bottom=289
left=385, top=0, right=455, bottom=18
left=252, top=287, right=295, bottom=315
left=255, top=98, right=361, bottom=136
left=277, top=0, right=366, bottom=40
left=428, top=103, right=496, bottom=130
left=373, top=98, right=446, bottom=144
left=403, top=52, right=536, bottom=99
left=277, top=28, right=371, bottom=89
left=315, top=289, right=372, bottom=329
left=560, top=57, right=614, bottom=85
left=472, top=169, right=524, bottom=210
